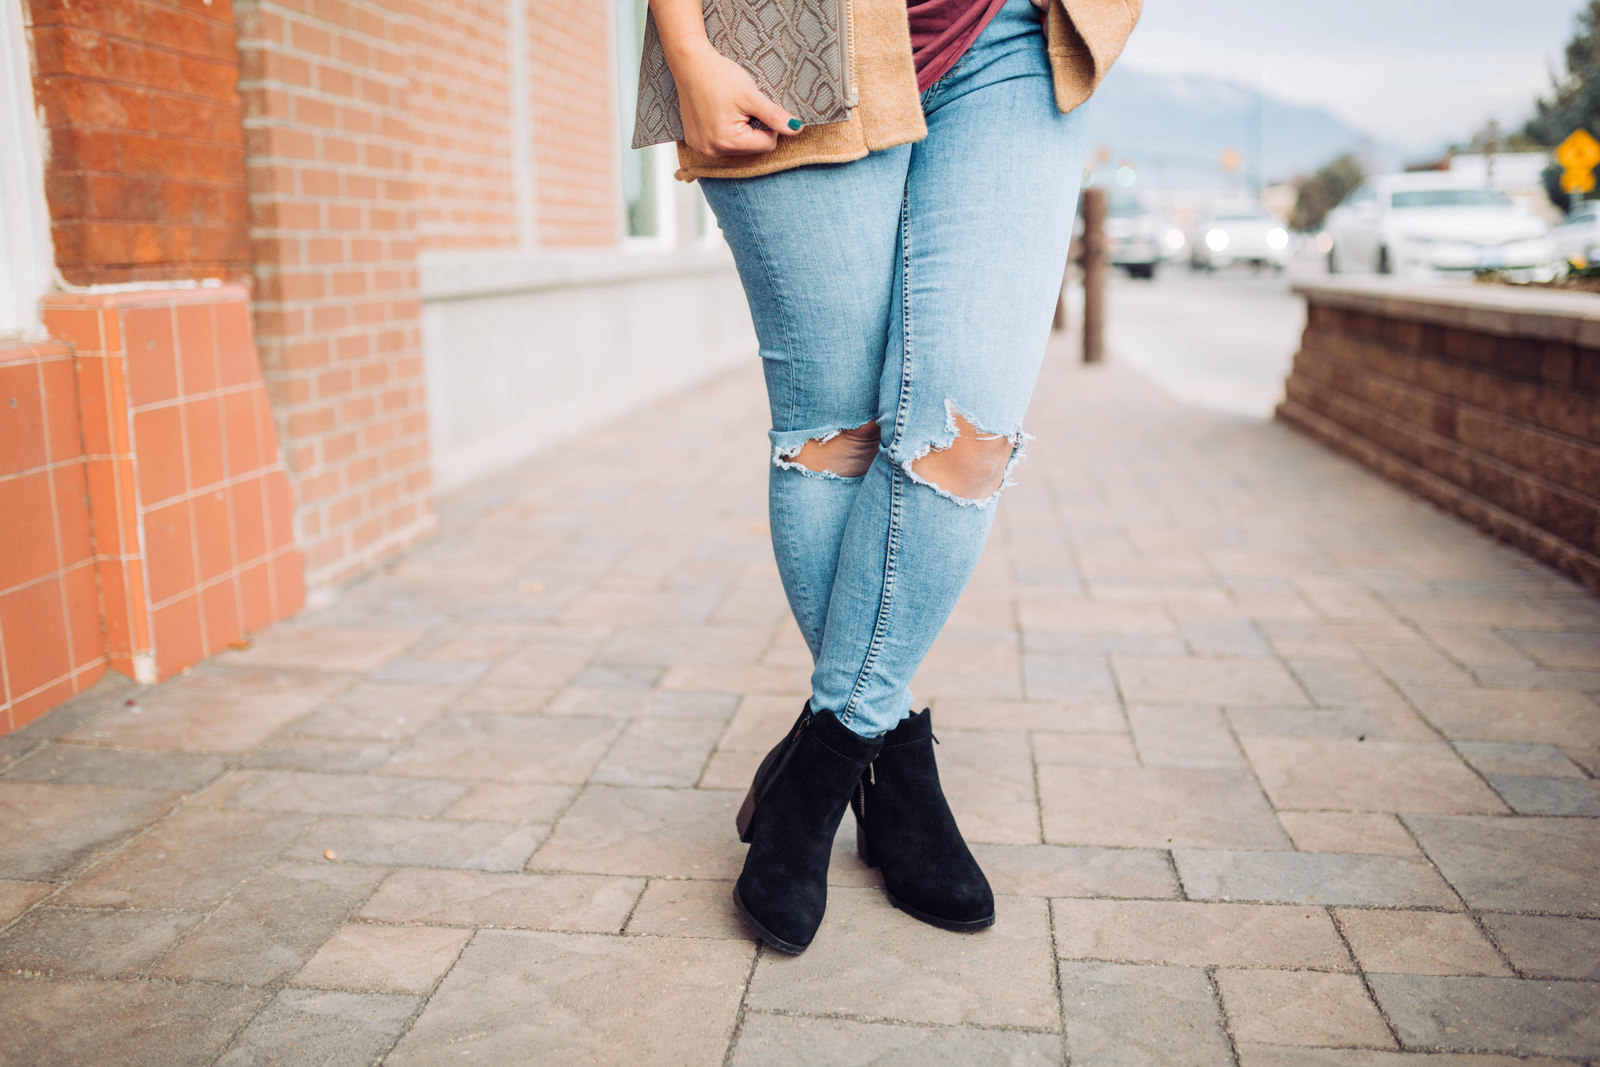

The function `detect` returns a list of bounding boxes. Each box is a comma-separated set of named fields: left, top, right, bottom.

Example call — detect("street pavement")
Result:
left=1105, top=265, right=1304, bottom=419
left=1, top=311, right=1598, bottom=1063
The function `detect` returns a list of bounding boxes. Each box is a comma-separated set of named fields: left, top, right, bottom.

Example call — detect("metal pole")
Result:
left=1080, top=186, right=1106, bottom=364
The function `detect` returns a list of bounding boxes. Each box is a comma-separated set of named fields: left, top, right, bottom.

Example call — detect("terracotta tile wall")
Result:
left=43, top=286, right=305, bottom=683
left=531, top=0, right=619, bottom=246
left=407, top=0, right=518, bottom=251
left=234, top=0, right=435, bottom=588
left=25, top=0, right=251, bottom=285
left=0, top=342, right=106, bottom=733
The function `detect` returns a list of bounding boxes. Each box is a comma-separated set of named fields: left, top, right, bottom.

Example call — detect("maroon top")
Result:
left=907, top=0, right=1009, bottom=91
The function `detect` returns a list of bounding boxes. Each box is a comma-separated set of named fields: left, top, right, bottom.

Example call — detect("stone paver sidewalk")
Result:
left=2, top=343, right=1599, bottom=1065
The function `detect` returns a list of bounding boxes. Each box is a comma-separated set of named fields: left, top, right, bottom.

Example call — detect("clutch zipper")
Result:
left=837, top=0, right=859, bottom=110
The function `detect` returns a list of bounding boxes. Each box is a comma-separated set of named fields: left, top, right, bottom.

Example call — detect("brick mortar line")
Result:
left=302, top=516, right=436, bottom=582
left=235, top=66, right=410, bottom=106
left=238, top=32, right=410, bottom=75
left=36, top=81, right=247, bottom=120
left=271, top=399, right=430, bottom=432
left=1297, top=339, right=1600, bottom=456
left=247, top=285, right=423, bottom=301
left=257, top=394, right=429, bottom=427
left=27, top=19, right=241, bottom=64
left=1306, top=323, right=1600, bottom=395
left=241, top=0, right=419, bottom=43
left=243, top=163, right=422, bottom=188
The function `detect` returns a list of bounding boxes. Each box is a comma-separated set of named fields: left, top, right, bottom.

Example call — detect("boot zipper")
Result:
left=852, top=760, right=875, bottom=820
left=836, top=0, right=859, bottom=110
left=753, top=712, right=810, bottom=812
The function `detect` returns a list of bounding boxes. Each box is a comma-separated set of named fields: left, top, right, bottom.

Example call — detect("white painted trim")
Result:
left=0, top=0, right=55, bottom=340
left=508, top=0, right=537, bottom=249
left=418, top=244, right=735, bottom=302
left=623, top=140, right=678, bottom=248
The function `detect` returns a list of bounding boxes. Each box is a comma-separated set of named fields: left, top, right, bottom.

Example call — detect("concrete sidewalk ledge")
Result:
left=1294, top=277, right=1600, bottom=348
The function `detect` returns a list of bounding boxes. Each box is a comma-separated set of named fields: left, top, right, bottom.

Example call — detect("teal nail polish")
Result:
left=787, top=118, right=803, bottom=131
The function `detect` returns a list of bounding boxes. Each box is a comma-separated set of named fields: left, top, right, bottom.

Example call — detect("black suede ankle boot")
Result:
left=851, top=708, right=995, bottom=931
left=733, top=702, right=883, bottom=954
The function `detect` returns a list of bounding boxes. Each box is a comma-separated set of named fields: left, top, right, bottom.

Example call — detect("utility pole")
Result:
left=1253, top=85, right=1264, bottom=199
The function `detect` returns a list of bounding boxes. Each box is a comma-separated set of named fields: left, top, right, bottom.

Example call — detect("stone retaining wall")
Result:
left=1277, top=280, right=1600, bottom=594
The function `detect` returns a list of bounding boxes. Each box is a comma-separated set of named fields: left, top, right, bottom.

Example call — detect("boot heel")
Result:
left=856, top=819, right=875, bottom=868
left=735, top=705, right=813, bottom=843
left=736, top=783, right=757, bottom=843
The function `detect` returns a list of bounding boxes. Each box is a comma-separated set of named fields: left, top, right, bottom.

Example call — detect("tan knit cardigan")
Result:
left=674, top=0, right=1142, bottom=181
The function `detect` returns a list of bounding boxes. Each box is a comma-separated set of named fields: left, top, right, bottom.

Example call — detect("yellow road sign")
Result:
left=1557, top=128, right=1600, bottom=194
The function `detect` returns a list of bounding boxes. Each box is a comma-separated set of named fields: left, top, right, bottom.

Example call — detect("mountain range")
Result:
left=1083, top=67, right=1403, bottom=190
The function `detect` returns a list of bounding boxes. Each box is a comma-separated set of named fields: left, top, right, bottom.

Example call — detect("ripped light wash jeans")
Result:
left=700, top=0, right=1089, bottom=737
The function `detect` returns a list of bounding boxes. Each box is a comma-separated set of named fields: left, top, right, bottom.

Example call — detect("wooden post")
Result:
left=1080, top=186, right=1106, bottom=364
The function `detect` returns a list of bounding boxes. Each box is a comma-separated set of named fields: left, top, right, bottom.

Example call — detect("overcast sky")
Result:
left=1119, top=0, right=1585, bottom=151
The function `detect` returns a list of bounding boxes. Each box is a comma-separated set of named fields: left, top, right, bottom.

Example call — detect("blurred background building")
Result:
left=0, top=0, right=750, bottom=733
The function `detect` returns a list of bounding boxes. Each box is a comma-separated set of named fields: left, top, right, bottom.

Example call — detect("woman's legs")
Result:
left=706, top=0, right=1088, bottom=735
left=812, top=0, right=1092, bottom=736
left=700, top=146, right=911, bottom=661
left=707, top=0, right=1088, bottom=951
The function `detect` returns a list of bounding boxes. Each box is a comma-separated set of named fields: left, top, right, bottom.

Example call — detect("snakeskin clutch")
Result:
left=632, top=0, right=858, bottom=149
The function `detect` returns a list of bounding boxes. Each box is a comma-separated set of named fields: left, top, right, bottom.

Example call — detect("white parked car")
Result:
left=1551, top=201, right=1600, bottom=266
left=1324, top=174, right=1557, bottom=280
left=1188, top=201, right=1290, bottom=272
left=1106, top=194, right=1169, bottom=279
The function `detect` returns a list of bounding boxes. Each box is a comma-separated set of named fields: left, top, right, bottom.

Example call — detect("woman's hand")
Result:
left=664, top=38, right=804, bottom=157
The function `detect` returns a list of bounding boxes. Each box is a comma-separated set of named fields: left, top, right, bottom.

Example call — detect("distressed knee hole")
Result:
left=780, top=422, right=880, bottom=478
left=908, top=411, right=1016, bottom=503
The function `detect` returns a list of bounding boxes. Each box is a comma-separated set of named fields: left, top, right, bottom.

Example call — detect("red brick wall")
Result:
left=26, top=0, right=251, bottom=284
left=1280, top=291, right=1600, bottom=595
left=234, top=0, right=434, bottom=588
left=531, top=0, right=618, bottom=246
left=408, top=0, right=518, bottom=251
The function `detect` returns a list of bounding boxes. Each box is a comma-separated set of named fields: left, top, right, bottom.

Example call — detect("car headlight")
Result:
left=1266, top=227, right=1289, bottom=251
left=1205, top=229, right=1230, bottom=252
left=1164, top=228, right=1186, bottom=251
